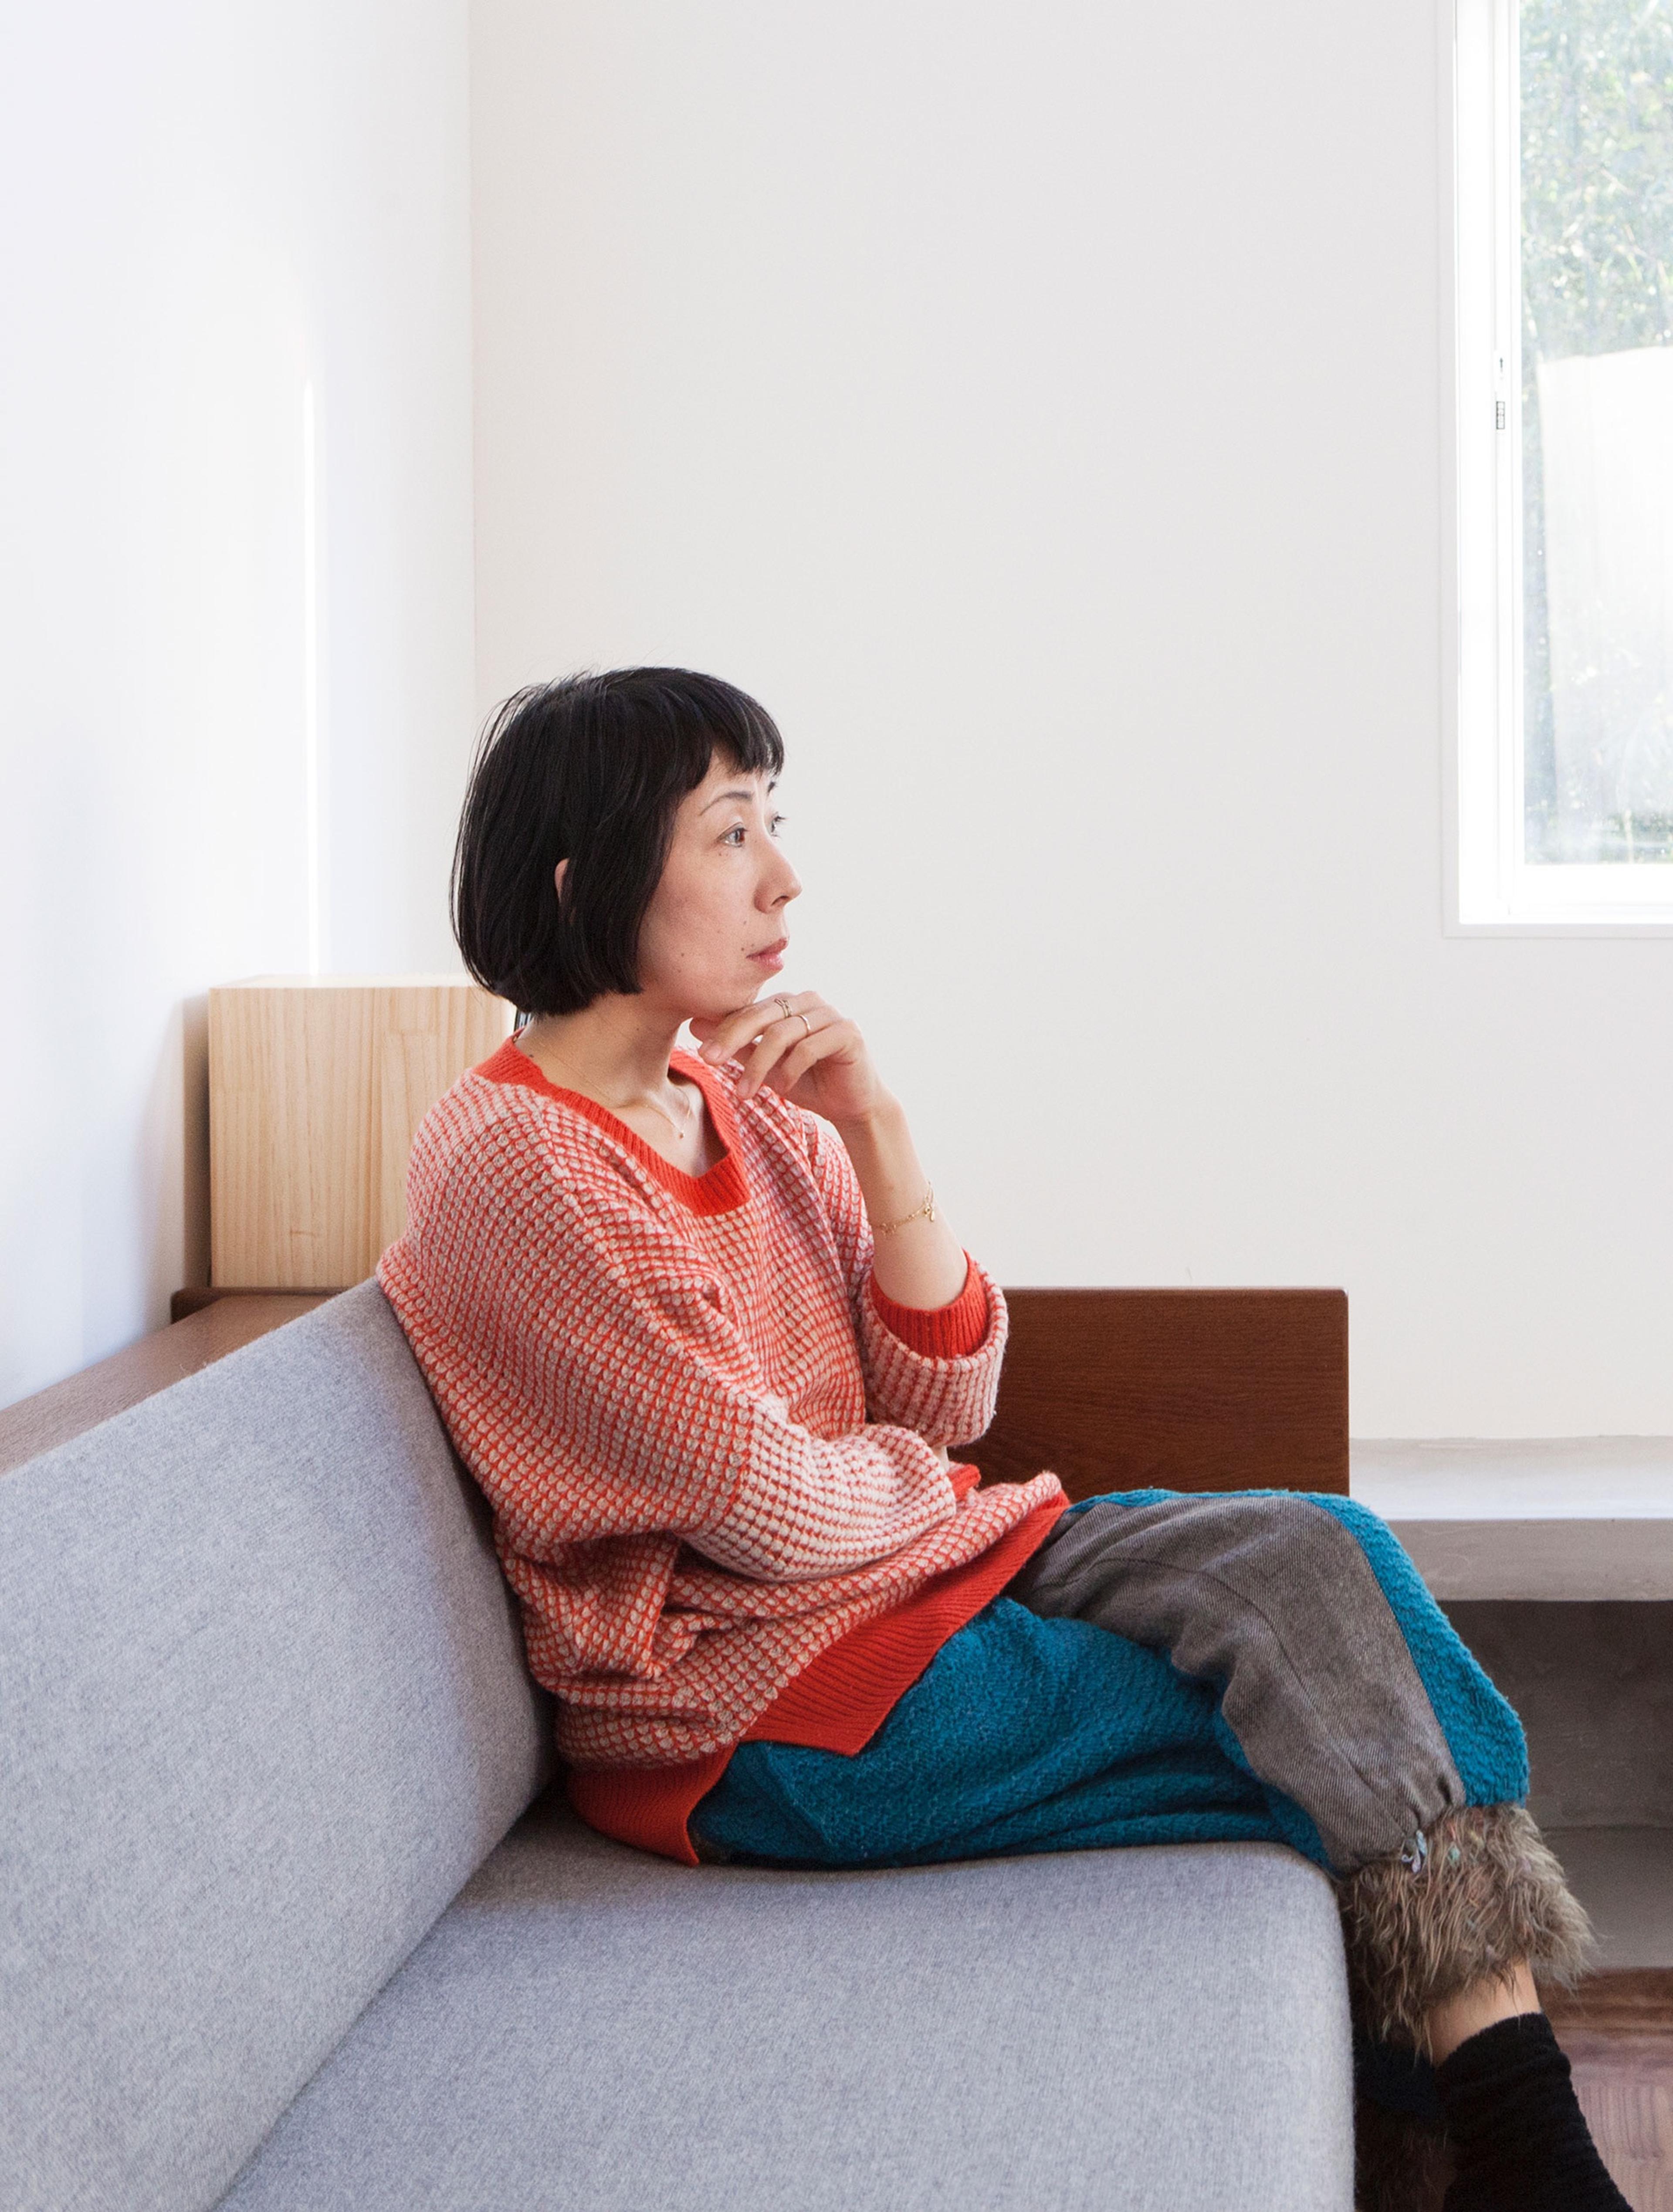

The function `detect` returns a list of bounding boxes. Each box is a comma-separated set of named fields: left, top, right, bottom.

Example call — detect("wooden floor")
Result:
left=1547, top=1972, right=1673, bottom=2211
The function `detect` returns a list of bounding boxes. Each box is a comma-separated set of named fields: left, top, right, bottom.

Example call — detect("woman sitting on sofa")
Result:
left=379, top=666, right=1624, bottom=2212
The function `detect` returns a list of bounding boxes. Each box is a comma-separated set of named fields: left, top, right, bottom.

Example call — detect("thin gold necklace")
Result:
left=642, top=1080, right=697, bottom=1140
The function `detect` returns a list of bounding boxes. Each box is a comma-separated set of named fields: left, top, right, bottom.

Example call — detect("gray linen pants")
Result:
left=1002, top=1492, right=1469, bottom=1872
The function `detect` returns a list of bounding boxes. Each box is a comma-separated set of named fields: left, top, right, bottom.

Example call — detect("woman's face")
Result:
left=635, top=752, right=801, bottom=1019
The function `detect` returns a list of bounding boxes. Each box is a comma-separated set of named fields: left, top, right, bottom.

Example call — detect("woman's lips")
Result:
left=749, top=940, right=788, bottom=970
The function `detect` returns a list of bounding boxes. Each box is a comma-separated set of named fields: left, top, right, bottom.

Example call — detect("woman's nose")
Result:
left=765, top=855, right=801, bottom=907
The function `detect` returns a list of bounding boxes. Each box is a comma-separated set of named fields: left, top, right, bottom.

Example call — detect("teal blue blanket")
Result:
left=690, top=1492, right=1527, bottom=1874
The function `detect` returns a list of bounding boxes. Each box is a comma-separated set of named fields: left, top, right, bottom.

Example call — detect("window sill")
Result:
left=1352, top=1438, right=1673, bottom=1599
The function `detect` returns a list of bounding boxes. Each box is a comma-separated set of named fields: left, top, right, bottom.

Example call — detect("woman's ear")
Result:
left=553, top=857, right=569, bottom=907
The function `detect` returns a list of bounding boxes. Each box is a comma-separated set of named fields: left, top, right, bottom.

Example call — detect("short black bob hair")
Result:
left=451, top=666, right=785, bottom=1017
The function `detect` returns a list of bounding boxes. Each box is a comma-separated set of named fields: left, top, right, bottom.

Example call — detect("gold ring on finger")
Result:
left=796, top=1012, right=813, bottom=1038
left=776, top=996, right=793, bottom=1023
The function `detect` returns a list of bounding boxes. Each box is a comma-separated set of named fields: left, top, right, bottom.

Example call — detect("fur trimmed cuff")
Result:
left=1337, top=1805, right=1593, bottom=2054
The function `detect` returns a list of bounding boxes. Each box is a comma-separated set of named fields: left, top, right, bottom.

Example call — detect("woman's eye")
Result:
left=721, top=815, right=785, bottom=847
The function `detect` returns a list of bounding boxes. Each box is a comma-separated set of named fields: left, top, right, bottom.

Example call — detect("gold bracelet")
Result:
left=874, top=1184, right=936, bottom=1238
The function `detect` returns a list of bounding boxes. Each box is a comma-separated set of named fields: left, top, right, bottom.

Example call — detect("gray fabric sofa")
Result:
left=1, top=1283, right=1354, bottom=2211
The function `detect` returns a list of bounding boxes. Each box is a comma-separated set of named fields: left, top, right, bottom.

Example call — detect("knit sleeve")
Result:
left=798, top=1109, right=1008, bottom=1449
left=868, top=1263, right=989, bottom=1357
left=391, top=1117, right=966, bottom=1587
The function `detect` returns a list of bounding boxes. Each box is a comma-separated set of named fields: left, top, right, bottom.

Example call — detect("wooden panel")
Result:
left=1548, top=1974, right=1673, bottom=2210
left=966, top=1288, right=1349, bottom=1498
left=209, top=977, right=511, bottom=1289
left=0, top=1295, right=333, bottom=1478
left=1549, top=1972, right=1673, bottom=2034
left=170, top=1285, right=341, bottom=1321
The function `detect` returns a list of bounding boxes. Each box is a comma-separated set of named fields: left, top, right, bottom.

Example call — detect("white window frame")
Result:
left=1447, top=0, right=1673, bottom=932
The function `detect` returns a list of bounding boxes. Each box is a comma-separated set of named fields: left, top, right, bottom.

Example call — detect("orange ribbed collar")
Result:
left=476, top=1034, right=750, bottom=1217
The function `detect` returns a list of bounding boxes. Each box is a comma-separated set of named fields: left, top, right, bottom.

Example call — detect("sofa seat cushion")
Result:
left=219, top=1797, right=1353, bottom=2212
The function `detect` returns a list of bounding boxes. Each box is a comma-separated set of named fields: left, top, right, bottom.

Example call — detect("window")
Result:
left=1453, top=0, right=1673, bottom=925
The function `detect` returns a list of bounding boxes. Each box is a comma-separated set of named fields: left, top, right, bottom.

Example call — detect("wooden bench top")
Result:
left=2, top=1284, right=1352, bottom=1505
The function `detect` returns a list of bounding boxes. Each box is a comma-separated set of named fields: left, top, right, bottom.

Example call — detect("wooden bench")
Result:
left=2, top=1285, right=1348, bottom=1493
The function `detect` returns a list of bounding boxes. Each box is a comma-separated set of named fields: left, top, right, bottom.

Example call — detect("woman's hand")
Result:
left=690, top=991, right=969, bottom=1312
left=688, top=992, right=887, bottom=1130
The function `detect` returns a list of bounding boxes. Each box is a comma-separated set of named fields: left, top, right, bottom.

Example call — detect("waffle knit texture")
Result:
left=377, top=1036, right=1065, bottom=1776
left=572, top=1274, right=1062, bottom=1862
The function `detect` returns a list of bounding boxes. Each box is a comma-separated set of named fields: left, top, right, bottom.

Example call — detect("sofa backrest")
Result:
left=0, top=1282, right=552, bottom=2212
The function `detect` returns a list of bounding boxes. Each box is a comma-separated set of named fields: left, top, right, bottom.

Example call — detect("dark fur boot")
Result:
left=1354, top=2094, right=1453, bottom=2212
left=1337, top=1805, right=1592, bottom=2054
left=1342, top=1807, right=1592, bottom=2211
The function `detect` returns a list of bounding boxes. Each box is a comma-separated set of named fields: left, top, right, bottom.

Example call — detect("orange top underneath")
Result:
left=567, top=1269, right=1065, bottom=1864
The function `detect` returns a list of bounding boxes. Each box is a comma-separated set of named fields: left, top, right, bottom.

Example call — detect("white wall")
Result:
left=471, top=0, right=1673, bottom=1438
left=0, top=1, right=474, bottom=1406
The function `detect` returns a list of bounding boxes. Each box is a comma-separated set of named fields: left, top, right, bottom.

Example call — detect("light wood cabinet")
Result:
left=209, top=976, right=513, bottom=1289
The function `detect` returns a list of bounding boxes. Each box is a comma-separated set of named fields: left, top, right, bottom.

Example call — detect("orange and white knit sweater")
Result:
left=378, top=1035, right=1065, bottom=1782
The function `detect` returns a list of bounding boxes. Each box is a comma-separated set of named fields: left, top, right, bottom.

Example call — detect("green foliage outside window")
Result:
left=1521, top=0, right=1673, bottom=858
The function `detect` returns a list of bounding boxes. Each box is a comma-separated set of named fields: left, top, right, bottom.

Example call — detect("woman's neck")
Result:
left=516, top=996, right=688, bottom=1109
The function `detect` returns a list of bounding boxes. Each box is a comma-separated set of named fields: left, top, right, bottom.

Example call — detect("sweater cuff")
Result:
left=867, top=1256, right=988, bottom=1358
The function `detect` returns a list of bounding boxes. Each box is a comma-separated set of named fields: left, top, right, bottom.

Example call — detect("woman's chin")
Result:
left=681, top=992, right=760, bottom=1036
left=704, top=977, right=779, bottom=1016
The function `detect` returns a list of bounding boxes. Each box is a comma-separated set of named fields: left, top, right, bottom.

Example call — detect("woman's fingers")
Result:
left=737, top=1003, right=841, bottom=1100
left=773, top=1036, right=847, bottom=1098
left=757, top=1011, right=856, bottom=1099
left=694, top=992, right=825, bottom=1069
left=691, top=992, right=874, bottom=1112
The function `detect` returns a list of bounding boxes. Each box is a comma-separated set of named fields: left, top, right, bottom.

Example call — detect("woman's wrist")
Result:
left=833, top=1092, right=920, bottom=1220
left=827, top=1089, right=906, bottom=1148
left=836, top=1095, right=967, bottom=1310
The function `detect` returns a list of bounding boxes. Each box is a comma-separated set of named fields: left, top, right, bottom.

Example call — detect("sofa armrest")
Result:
left=966, top=1288, right=1348, bottom=1499
left=0, top=1293, right=333, bottom=1476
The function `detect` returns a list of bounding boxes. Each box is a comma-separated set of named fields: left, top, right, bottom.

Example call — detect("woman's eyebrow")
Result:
left=701, top=786, right=771, bottom=812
